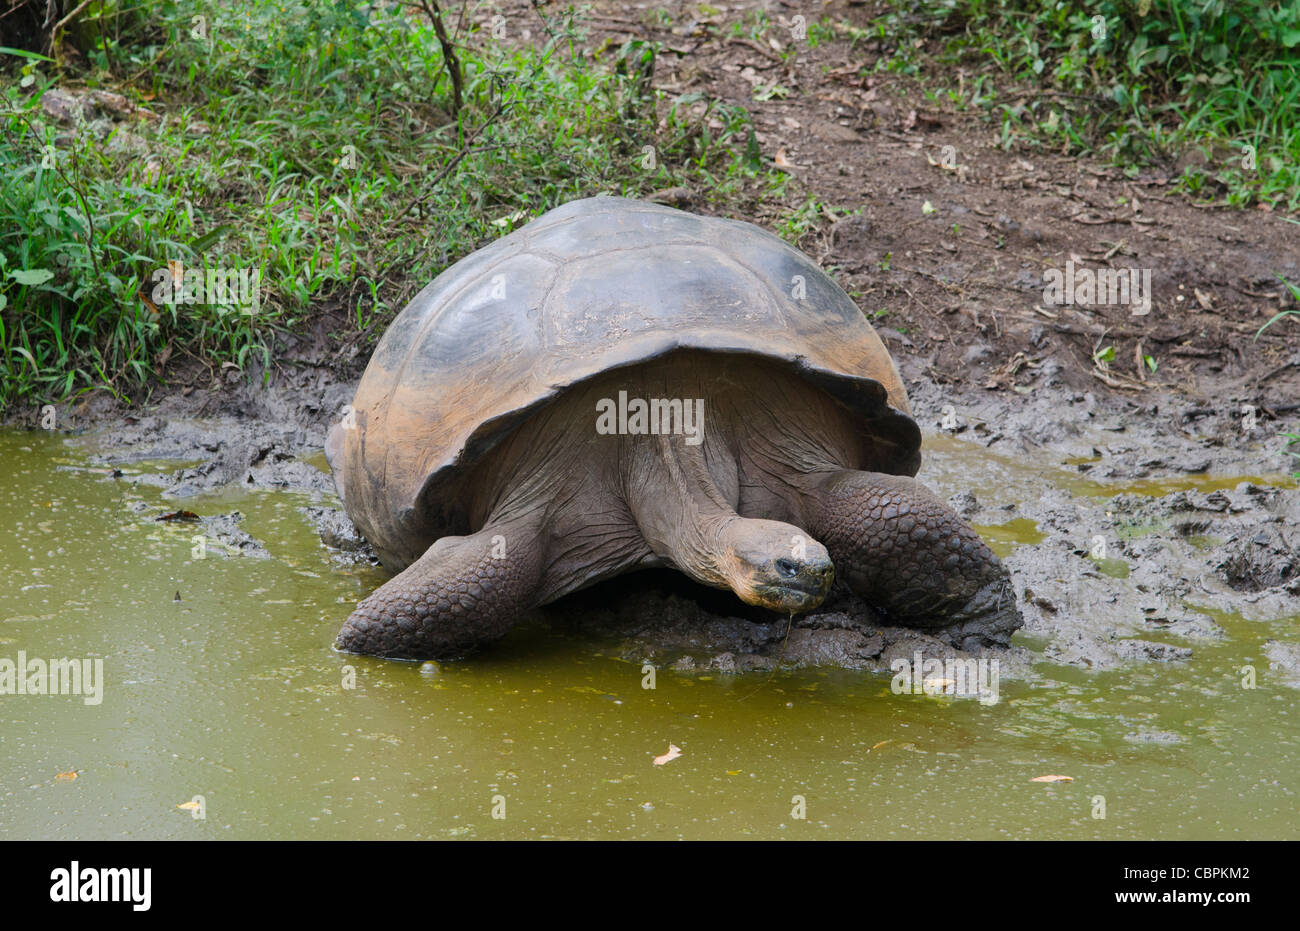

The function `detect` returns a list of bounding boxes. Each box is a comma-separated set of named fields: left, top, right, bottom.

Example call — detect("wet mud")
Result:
left=18, top=345, right=1295, bottom=681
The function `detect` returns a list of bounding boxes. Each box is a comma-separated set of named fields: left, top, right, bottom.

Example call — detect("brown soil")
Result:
left=530, top=0, right=1300, bottom=414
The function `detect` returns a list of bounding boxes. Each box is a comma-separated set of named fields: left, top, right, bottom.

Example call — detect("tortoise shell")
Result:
left=339, top=196, right=921, bottom=570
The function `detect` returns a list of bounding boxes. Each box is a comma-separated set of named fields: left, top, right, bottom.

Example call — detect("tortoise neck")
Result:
left=624, top=430, right=742, bottom=590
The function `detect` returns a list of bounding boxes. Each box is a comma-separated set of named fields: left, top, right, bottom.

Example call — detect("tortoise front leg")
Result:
left=336, top=520, right=545, bottom=660
left=797, top=470, right=1022, bottom=649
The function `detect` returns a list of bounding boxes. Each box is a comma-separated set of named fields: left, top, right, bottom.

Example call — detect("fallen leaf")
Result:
left=726, top=770, right=742, bottom=776
left=653, top=743, right=682, bottom=766
left=56, top=771, right=78, bottom=781
left=773, top=148, right=802, bottom=171
left=176, top=800, right=201, bottom=811
left=491, top=210, right=527, bottom=228
left=1030, top=774, right=1074, bottom=783
left=871, top=739, right=894, bottom=750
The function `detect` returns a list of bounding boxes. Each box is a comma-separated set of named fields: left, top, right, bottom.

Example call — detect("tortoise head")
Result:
left=718, top=518, right=835, bottom=613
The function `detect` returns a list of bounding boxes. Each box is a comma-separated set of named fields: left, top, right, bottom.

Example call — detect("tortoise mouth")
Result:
left=744, top=565, right=835, bottom=614
left=749, top=586, right=828, bottom=613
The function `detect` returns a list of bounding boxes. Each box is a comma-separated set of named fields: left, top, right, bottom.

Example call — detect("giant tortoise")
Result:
left=327, top=196, right=1022, bottom=658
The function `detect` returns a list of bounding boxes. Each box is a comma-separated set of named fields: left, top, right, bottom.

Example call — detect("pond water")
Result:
left=1, top=429, right=1296, bottom=839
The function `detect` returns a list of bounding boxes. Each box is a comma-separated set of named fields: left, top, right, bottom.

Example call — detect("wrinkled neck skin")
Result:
left=622, top=428, right=744, bottom=590
left=463, top=352, right=856, bottom=606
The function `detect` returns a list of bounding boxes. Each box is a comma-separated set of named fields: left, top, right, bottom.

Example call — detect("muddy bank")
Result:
left=11, top=344, right=1295, bottom=681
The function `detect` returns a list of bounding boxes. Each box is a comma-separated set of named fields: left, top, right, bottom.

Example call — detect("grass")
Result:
left=1255, top=274, right=1300, bottom=337
left=1284, top=432, right=1300, bottom=480
left=3, top=1, right=1296, bottom=411
left=816, top=0, right=1300, bottom=209
left=0, top=0, right=787, bottom=411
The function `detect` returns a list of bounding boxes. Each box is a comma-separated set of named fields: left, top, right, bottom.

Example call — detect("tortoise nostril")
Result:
left=775, top=558, right=799, bottom=579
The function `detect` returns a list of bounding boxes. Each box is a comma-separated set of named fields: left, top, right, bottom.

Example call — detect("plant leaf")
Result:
left=10, top=269, right=55, bottom=286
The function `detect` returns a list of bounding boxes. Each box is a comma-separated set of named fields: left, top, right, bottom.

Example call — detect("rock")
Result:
left=963, top=343, right=993, bottom=364
left=40, top=88, right=92, bottom=124
left=1217, top=523, right=1298, bottom=592
left=197, top=511, right=270, bottom=558
left=1264, top=640, right=1300, bottom=688
left=809, top=119, right=862, bottom=143
left=949, top=491, right=981, bottom=518
left=1113, top=639, right=1193, bottom=662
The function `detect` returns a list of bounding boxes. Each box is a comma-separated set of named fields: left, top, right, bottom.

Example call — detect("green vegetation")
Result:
left=3, top=1, right=1296, bottom=412
left=835, top=0, right=1300, bottom=208
left=1256, top=274, right=1300, bottom=336
left=0, top=0, right=784, bottom=410
left=1285, top=432, right=1300, bottom=479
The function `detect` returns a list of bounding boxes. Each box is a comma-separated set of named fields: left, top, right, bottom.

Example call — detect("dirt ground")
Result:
left=10, top=0, right=1299, bottom=682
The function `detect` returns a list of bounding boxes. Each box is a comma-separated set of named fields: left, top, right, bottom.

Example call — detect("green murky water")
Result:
left=1, top=430, right=1296, bottom=839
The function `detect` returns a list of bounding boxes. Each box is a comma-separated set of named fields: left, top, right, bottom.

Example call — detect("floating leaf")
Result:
left=176, top=800, right=201, bottom=811
left=652, top=744, right=682, bottom=766
left=55, top=771, right=78, bottom=781
left=1030, top=774, right=1074, bottom=783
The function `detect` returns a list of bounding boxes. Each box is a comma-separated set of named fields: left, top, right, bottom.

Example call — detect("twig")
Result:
left=1242, top=357, right=1300, bottom=387
left=394, top=97, right=509, bottom=222
left=415, top=0, right=463, bottom=118
left=51, top=0, right=96, bottom=39
left=725, top=35, right=785, bottom=65
left=15, top=113, right=101, bottom=281
left=529, top=0, right=559, bottom=40
left=1091, top=368, right=1152, bottom=390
